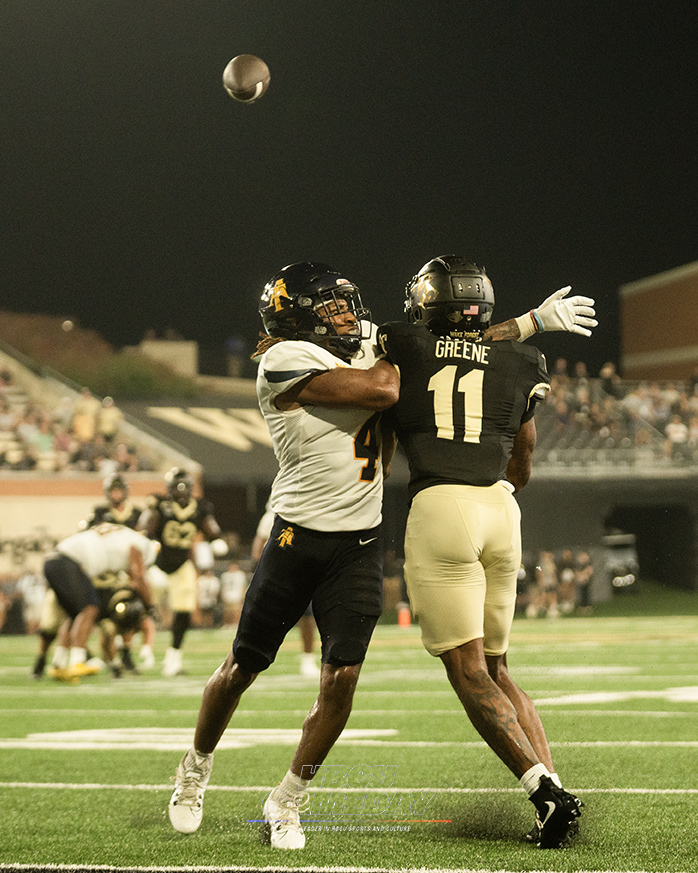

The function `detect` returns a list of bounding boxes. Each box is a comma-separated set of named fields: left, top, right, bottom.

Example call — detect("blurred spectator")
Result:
left=219, top=561, right=248, bottom=627
left=688, top=414, right=698, bottom=447
left=97, top=396, right=124, bottom=445
left=557, top=549, right=577, bottom=615
left=53, top=395, right=75, bottom=429
left=195, top=569, right=221, bottom=629
left=72, top=387, right=101, bottom=444
left=600, top=362, right=623, bottom=399
left=16, top=572, right=46, bottom=634
left=115, top=442, right=139, bottom=472
left=535, top=551, right=559, bottom=618
left=664, top=413, right=689, bottom=461
left=552, top=357, right=568, bottom=377
left=575, top=551, right=594, bottom=615
left=0, top=396, right=15, bottom=430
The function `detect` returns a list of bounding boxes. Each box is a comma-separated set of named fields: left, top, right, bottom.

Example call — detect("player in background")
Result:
left=43, top=523, right=158, bottom=682
left=377, top=255, right=592, bottom=849
left=81, top=473, right=156, bottom=670
left=251, top=503, right=320, bottom=678
left=167, top=261, right=594, bottom=849
left=138, top=467, right=227, bottom=677
left=32, top=472, right=146, bottom=678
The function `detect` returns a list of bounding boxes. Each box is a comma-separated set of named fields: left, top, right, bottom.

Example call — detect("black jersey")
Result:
left=85, top=503, right=141, bottom=530
left=146, top=495, right=214, bottom=574
left=377, top=322, right=549, bottom=500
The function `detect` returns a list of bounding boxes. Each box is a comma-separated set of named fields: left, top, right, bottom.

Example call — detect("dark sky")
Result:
left=1, top=1, right=697, bottom=376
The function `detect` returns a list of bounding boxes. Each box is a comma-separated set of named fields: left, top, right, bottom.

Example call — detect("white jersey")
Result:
left=57, top=524, right=159, bottom=578
left=257, top=329, right=383, bottom=532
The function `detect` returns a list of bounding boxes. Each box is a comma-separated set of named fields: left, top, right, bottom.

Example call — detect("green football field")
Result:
left=2, top=609, right=698, bottom=873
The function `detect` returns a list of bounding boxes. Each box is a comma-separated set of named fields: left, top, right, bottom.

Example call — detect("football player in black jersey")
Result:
left=83, top=473, right=141, bottom=529
left=377, top=255, right=586, bottom=849
left=82, top=473, right=155, bottom=672
left=33, top=473, right=148, bottom=679
left=166, top=260, right=595, bottom=850
left=138, top=467, right=227, bottom=676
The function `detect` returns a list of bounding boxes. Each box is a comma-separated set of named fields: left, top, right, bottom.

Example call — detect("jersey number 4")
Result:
left=354, top=412, right=380, bottom=481
left=428, top=366, right=484, bottom=442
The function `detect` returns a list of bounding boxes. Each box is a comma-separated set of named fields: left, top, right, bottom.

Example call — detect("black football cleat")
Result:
left=529, top=775, right=583, bottom=848
left=32, top=653, right=47, bottom=679
left=524, top=811, right=580, bottom=845
left=120, top=647, right=140, bottom=674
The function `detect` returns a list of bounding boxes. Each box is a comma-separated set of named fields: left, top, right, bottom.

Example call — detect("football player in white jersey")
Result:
left=43, top=524, right=159, bottom=681
left=168, top=261, right=597, bottom=849
left=169, top=262, right=398, bottom=846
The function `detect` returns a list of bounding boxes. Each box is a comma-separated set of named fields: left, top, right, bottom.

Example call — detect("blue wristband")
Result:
left=532, top=309, right=545, bottom=333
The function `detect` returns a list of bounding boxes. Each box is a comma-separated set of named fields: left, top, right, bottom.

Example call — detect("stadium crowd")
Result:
left=516, top=549, right=596, bottom=618
left=0, top=370, right=154, bottom=473
left=536, top=359, right=698, bottom=465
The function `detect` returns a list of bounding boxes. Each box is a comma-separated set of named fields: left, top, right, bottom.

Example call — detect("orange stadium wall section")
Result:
left=620, top=260, right=698, bottom=380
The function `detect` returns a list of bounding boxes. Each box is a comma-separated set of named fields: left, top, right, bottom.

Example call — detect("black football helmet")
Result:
left=106, top=588, right=146, bottom=633
left=405, top=255, right=495, bottom=339
left=103, top=473, right=128, bottom=501
left=259, top=261, right=371, bottom=359
left=165, top=467, right=194, bottom=504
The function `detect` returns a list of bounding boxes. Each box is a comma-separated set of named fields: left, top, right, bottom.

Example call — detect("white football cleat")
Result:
left=168, top=748, right=213, bottom=834
left=299, top=653, right=321, bottom=678
left=263, top=786, right=308, bottom=849
left=139, top=645, right=155, bottom=670
left=162, top=646, right=184, bottom=677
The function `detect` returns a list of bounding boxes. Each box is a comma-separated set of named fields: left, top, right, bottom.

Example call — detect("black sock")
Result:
left=172, top=611, right=190, bottom=649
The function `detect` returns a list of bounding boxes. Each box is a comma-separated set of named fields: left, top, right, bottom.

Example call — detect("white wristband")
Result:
left=514, top=311, right=537, bottom=342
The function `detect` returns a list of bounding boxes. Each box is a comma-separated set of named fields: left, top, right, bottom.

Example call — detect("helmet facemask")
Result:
left=103, top=473, right=128, bottom=506
left=260, top=263, right=371, bottom=360
left=307, top=287, right=370, bottom=359
left=165, top=468, right=194, bottom=506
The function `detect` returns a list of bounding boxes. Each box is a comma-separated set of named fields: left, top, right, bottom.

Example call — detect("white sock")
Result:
left=192, top=748, right=212, bottom=766
left=279, top=768, right=310, bottom=795
left=68, top=647, right=87, bottom=667
left=52, top=646, right=69, bottom=669
left=550, top=772, right=562, bottom=788
left=520, top=762, right=551, bottom=797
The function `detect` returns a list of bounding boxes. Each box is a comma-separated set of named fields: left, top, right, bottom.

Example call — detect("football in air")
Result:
left=222, top=54, right=270, bottom=103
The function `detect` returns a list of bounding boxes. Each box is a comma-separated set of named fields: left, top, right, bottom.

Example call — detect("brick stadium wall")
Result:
left=620, top=261, right=698, bottom=380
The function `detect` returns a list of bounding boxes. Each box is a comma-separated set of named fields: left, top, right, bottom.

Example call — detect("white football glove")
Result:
left=515, top=286, right=597, bottom=340
left=210, top=537, right=228, bottom=557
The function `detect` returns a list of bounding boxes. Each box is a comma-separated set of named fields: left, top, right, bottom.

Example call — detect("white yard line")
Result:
left=2, top=781, right=698, bottom=795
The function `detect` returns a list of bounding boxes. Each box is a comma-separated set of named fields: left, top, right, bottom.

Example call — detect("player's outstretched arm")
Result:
left=483, top=287, right=597, bottom=342
left=275, top=360, right=399, bottom=412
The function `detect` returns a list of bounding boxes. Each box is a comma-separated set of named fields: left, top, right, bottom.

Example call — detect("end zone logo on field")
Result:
left=260, top=764, right=437, bottom=822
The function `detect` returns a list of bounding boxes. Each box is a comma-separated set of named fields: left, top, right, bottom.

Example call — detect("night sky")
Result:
left=2, top=2, right=696, bottom=377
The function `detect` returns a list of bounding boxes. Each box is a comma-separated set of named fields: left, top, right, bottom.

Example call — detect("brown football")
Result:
left=222, top=54, right=271, bottom=103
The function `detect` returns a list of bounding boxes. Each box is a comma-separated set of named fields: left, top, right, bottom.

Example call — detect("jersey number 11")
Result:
left=428, top=366, right=484, bottom=442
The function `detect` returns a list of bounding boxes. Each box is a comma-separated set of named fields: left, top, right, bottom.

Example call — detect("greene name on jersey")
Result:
left=377, top=322, right=550, bottom=500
